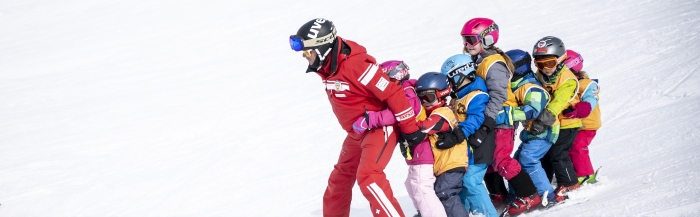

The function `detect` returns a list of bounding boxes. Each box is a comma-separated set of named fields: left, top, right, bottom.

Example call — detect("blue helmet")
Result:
left=505, top=49, right=533, bottom=82
left=415, top=72, right=452, bottom=104
left=440, top=54, right=477, bottom=89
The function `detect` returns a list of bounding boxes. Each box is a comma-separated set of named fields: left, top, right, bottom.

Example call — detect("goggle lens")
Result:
left=417, top=90, right=438, bottom=104
left=449, top=74, right=462, bottom=87
left=535, top=57, right=558, bottom=70
left=289, top=36, right=304, bottom=51
left=462, top=35, right=479, bottom=46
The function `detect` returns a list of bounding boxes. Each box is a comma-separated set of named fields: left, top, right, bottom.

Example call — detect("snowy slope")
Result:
left=1, top=0, right=699, bottom=216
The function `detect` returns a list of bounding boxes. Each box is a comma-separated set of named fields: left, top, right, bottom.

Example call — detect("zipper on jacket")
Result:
left=375, top=127, right=389, bottom=163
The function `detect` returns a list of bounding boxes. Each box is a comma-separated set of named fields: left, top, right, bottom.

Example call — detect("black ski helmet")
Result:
left=293, top=18, right=337, bottom=62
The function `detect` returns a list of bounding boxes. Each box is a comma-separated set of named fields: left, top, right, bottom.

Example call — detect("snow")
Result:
left=1, top=0, right=700, bottom=216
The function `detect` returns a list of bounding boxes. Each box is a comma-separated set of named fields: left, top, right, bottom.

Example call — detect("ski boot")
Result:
left=554, top=183, right=580, bottom=202
left=506, top=193, right=541, bottom=216
left=578, top=166, right=602, bottom=185
left=542, top=199, right=557, bottom=209
left=577, top=174, right=597, bottom=185
left=491, top=194, right=506, bottom=210
left=581, top=166, right=602, bottom=185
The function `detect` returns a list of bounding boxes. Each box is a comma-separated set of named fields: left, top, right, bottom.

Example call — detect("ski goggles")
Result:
left=386, top=61, right=409, bottom=81
left=565, top=55, right=584, bottom=71
left=417, top=88, right=451, bottom=104
left=449, top=71, right=476, bottom=87
left=417, top=90, right=439, bottom=104
left=446, top=63, right=476, bottom=86
left=534, top=56, right=559, bottom=71
left=462, top=35, right=480, bottom=47
left=462, top=23, right=498, bottom=47
left=288, top=28, right=337, bottom=51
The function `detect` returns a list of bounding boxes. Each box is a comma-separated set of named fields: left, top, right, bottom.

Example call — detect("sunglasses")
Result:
left=534, top=56, right=559, bottom=71
left=462, top=35, right=480, bottom=47
left=288, top=28, right=337, bottom=52
left=417, top=90, right=439, bottom=104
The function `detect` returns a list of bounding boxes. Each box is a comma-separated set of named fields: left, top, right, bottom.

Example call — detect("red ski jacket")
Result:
left=315, top=37, right=419, bottom=135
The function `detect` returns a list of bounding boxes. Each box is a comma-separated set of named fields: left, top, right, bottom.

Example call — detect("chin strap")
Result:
left=542, top=63, right=565, bottom=83
left=305, top=55, right=321, bottom=73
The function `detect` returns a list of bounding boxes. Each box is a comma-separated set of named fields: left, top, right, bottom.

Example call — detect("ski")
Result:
left=499, top=212, right=509, bottom=217
left=498, top=206, right=510, bottom=217
left=578, top=166, right=602, bottom=185
left=591, top=166, right=602, bottom=183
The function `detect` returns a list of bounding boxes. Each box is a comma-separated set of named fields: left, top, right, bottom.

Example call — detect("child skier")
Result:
left=501, top=49, right=558, bottom=212
left=438, top=54, right=497, bottom=216
left=562, top=50, right=602, bottom=185
left=531, top=36, right=582, bottom=202
left=415, top=72, right=469, bottom=217
left=352, top=61, right=447, bottom=217
left=460, top=18, right=540, bottom=213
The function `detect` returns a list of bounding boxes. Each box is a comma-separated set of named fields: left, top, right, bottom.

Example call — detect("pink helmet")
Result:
left=460, top=18, right=500, bottom=47
left=380, top=60, right=410, bottom=81
left=564, top=50, right=584, bottom=73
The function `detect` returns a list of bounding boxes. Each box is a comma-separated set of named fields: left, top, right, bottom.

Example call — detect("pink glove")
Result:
left=352, top=114, right=370, bottom=134
left=352, top=110, right=398, bottom=134
left=562, top=102, right=592, bottom=118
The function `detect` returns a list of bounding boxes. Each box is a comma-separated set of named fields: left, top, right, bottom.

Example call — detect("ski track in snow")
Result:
left=1, top=0, right=700, bottom=216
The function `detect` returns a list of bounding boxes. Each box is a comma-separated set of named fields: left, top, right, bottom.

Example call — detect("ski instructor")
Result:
left=289, top=18, right=425, bottom=217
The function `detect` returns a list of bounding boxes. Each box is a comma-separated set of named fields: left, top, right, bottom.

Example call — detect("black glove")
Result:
left=401, top=130, right=427, bottom=147
left=399, top=141, right=416, bottom=160
left=529, top=119, right=546, bottom=135
left=529, top=110, right=556, bottom=135
left=435, top=127, right=466, bottom=150
left=482, top=115, right=496, bottom=130
left=562, top=106, right=574, bottom=115
left=468, top=116, right=495, bottom=147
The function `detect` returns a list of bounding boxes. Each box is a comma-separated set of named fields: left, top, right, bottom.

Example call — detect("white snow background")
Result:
left=1, top=0, right=700, bottom=216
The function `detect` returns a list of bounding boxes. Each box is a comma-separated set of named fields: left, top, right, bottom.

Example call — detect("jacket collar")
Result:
left=316, top=36, right=358, bottom=78
left=455, top=77, right=487, bottom=99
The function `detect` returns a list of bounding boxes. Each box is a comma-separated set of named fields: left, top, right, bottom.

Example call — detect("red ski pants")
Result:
left=323, top=126, right=405, bottom=217
left=486, top=128, right=521, bottom=180
left=568, top=130, right=597, bottom=176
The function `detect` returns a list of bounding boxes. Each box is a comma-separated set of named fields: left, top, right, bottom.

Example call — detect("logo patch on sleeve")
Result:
left=376, top=77, right=389, bottom=91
